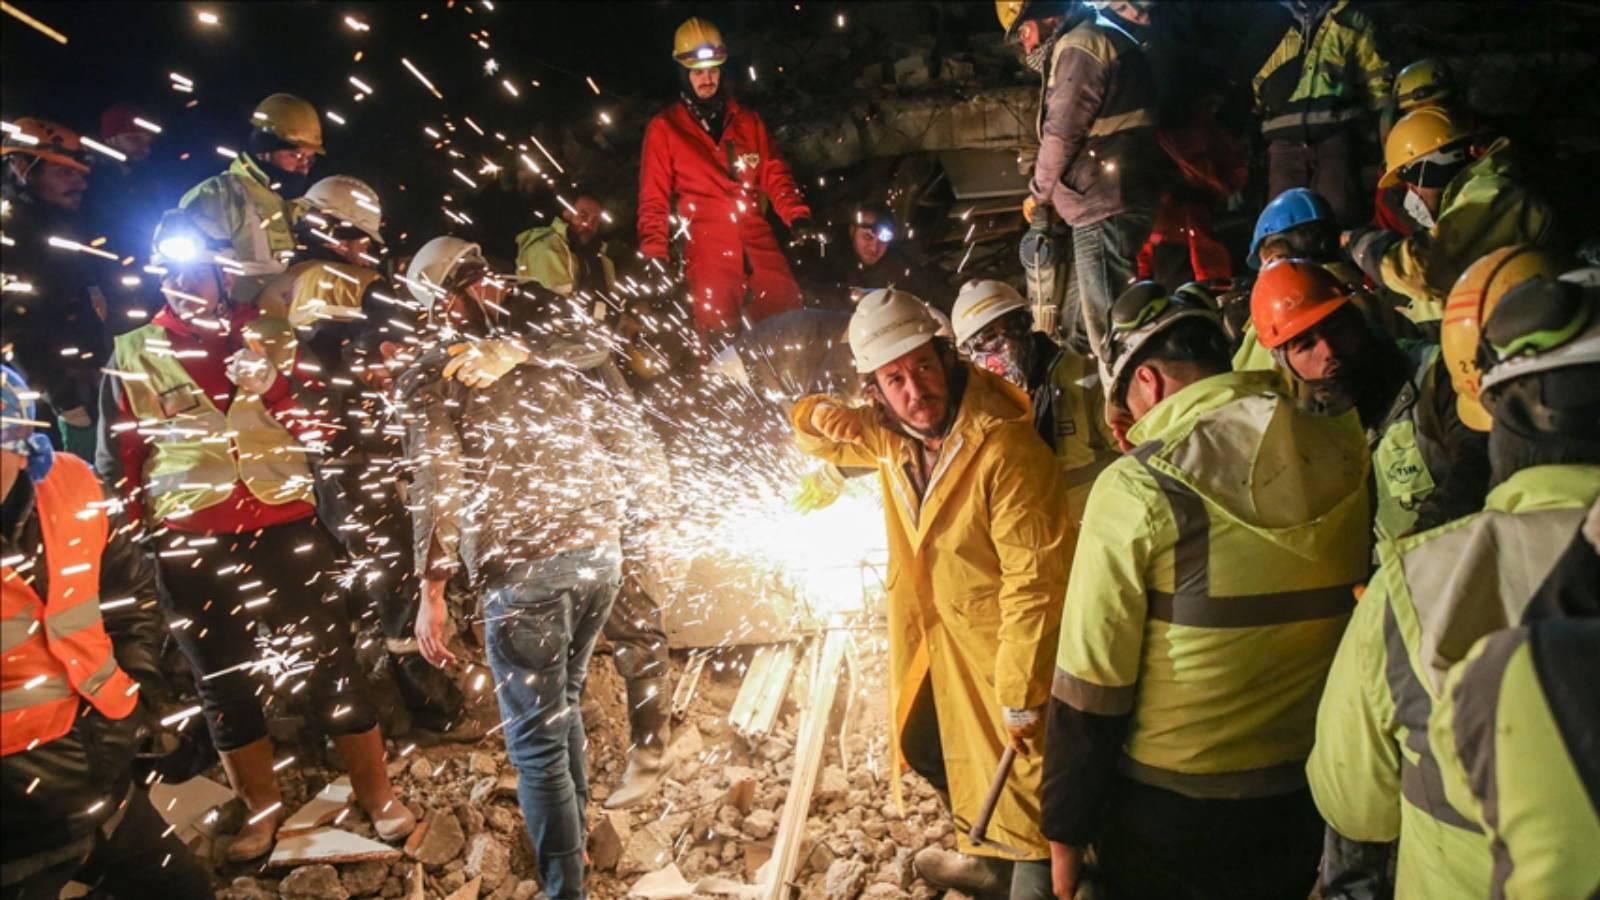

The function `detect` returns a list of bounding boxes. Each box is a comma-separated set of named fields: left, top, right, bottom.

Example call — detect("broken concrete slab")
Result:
left=590, top=811, right=632, bottom=872
left=280, top=776, right=354, bottom=837
left=148, top=775, right=234, bottom=846
left=280, top=863, right=349, bottom=899
left=444, top=875, right=483, bottom=900
left=463, top=832, right=511, bottom=891
left=406, top=810, right=465, bottom=867
left=628, top=864, right=695, bottom=899
left=267, top=827, right=402, bottom=868
left=823, top=858, right=869, bottom=900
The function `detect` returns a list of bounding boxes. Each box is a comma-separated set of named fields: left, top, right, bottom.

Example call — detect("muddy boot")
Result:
left=334, top=726, right=416, bottom=842
left=913, top=847, right=1013, bottom=899
left=218, top=736, right=283, bottom=862
left=603, top=676, right=672, bottom=810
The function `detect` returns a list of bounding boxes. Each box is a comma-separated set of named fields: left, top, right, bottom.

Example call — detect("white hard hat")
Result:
left=951, top=279, right=1028, bottom=347
left=303, top=175, right=384, bottom=243
left=407, top=235, right=484, bottom=310
left=848, top=288, right=941, bottom=374
left=1479, top=268, right=1600, bottom=395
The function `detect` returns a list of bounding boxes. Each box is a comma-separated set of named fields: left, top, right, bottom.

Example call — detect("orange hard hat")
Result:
left=1441, top=245, right=1568, bottom=431
left=1, top=117, right=91, bottom=173
left=1249, top=258, right=1354, bottom=350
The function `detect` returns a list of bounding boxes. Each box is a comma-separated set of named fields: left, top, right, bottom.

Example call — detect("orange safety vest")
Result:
left=1, top=455, right=139, bottom=756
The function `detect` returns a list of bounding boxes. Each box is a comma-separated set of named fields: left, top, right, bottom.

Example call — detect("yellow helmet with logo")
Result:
left=252, top=93, right=325, bottom=155
left=674, top=18, right=727, bottom=69
left=1394, top=59, right=1453, bottom=112
left=1442, top=245, right=1567, bottom=431
left=1380, top=106, right=1472, bottom=189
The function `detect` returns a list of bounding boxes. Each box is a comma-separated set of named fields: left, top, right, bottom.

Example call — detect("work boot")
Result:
left=334, top=726, right=416, bottom=842
left=388, top=650, right=481, bottom=742
left=912, top=847, right=1013, bottom=900
left=603, top=676, right=672, bottom=810
left=218, top=736, right=283, bottom=862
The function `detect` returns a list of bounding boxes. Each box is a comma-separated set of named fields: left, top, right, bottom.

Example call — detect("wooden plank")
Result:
left=763, top=630, right=850, bottom=900
left=671, top=649, right=711, bottom=718
left=728, top=644, right=798, bottom=738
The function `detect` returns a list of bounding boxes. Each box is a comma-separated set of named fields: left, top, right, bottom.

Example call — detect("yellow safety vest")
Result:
left=111, top=324, right=316, bottom=523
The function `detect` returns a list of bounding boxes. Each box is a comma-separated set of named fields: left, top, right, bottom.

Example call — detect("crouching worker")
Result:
left=790, top=289, right=1071, bottom=899
left=2, top=366, right=214, bottom=899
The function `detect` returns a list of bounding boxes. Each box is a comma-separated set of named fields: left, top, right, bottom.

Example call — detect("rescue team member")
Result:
left=1249, top=258, right=1491, bottom=541
left=1, top=367, right=214, bottom=900
left=1347, top=105, right=1555, bottom=323
left=1374, top=59, right=1459, bottom=235
left=515, top=193, right=618, bottom=299
left=1043, top=284, right=1370, bottom=900
left=1254, top=0, right=1392, bottom=225
left=1009, top=0, right=1167, bottom=361
left=790, top=289, right=1069, bottom=899
left=180, top=93, right=325, bottom=304
left=95, top=211, right=412, bottom=862
left=638, top=18, right=814, bottom=337
left=1308, top=267, right=1600, bottom=900
left=819, top=202, right=947, bottom=313
left=405, top=237, right=670, bottom=898
left=951, top=279, right=1117, bottom=527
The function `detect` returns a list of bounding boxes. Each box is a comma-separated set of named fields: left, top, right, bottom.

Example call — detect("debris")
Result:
left=671, top=650, right=711, bottom=718
left=590, top=811, right=632, bottom=872
left=147, top=775, right=234, bottom=846
left=443, top=875, right=483, bottom=900
left=464, top=833, right=511, bottom=890
left=742, top=809, right=777, bottom=841
left=468, top=752, right=499, bottom=777
left=729, top=644, right=799, bottom=739
left=628, top=864, right=696, bottom=899
left=280, top=863, right=350, bottom=900
left=725, top=777, right=758, bottom=816
left=815, top=766, right=849, bottom=803
left=406, top=862, right=426, bottom=900
left=281, top=777, right=355, bottom=837
left=894, top=52, right=931, bottom=87
left=823, top=858, right=869, bottom=900
left=669, top=723, right=705, bottom=762
left=406, top=811, right=466, bottom=867
left=268, top=828, right=402, bottom=868
left=763, top=631, right=851, bottom=899
left=619, top=824, right=673, bottom=877
left=341, top=859, right=389, bottom=896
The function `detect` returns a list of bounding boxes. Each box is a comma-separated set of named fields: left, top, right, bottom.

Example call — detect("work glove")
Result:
left=225, top=348, right=281, bottom=396
left=58, top=406, right=92, bottom=428
left=791, top=465, right=846, bottom=513
left=443, top=338, right=530, bottom=388
left=1003, top=705, right=1043, bottom=754
left=809, top=401, right=864, bottom=444
left=1021, top=195, right=1050, bottom=227
left=1019, top=224, right=1056, bottom=272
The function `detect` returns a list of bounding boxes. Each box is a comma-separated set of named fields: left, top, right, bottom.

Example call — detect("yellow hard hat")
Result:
left=996, top=0, right=1024, bottom=31
left=1394, top=59, right=1453, bottom=112
left=674, top=18, right=726, bottom=69
left=252, top=93, right=325, bottom=155
left=1441, top=245, right=1567, bottom=431
left=1380, top=106, right=1471, bottom=189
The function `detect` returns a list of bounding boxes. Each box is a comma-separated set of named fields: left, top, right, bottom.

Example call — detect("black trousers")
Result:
left=2, top=789, right=214, bottom=900
left=1095, top=777, right=1323, bottom=900
left=899, top=674, right=949, bottom=795
left=604, top=567, right=670, bottom=682
left=156, top=518, right=378, bottom=751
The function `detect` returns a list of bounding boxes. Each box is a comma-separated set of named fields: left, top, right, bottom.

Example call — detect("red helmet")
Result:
left=1250, top=258, right=1354, bottom=350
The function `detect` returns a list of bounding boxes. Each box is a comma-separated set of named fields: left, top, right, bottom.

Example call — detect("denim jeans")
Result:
left=484, top=543, right=622, bottom=900
left=1072, top=209, right=1153, bottom=361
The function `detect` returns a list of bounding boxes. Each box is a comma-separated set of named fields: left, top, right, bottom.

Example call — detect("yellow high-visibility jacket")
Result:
left=179, top=155, right=301, bottom=303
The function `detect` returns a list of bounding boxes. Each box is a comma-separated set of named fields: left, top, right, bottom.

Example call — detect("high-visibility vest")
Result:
left=179, top=155, right=299, bottom=303
left=256, top=259, right=385, bottom=328
left=1, top=455, right=140, bottom=756
left=111, top=323, right=316, bottom=524
left=1253, top=0, right=1391, bottom=143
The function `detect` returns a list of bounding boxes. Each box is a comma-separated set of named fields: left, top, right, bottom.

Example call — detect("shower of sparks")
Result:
left=401, top=57, right=444, bottom=99
left=1, top=1, right=68, bottom=44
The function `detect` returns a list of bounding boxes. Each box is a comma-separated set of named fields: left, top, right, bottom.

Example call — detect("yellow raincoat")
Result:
left=792, top=365, right=1071, bottom=860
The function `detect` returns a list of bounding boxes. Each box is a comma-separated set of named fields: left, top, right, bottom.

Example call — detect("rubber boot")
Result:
left=218, top=736, right=283, bottom=862
left=912, top=847, right=1014, bottom=899
left=333, top=726, right=416, bottom=842
left=603, top=676, right=672, bottom=810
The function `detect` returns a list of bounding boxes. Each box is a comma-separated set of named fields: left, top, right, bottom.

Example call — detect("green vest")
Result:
left=179, top=156, right=298, bottom=303
left=1370, top=343, right=1447, bottom=542
left=1040, top=350, right=1119, bottom=526
left=111, top=324, right=315, bottom=523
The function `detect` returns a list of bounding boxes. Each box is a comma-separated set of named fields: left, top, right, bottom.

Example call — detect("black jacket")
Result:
left=0, top=472, right=167, bottom=863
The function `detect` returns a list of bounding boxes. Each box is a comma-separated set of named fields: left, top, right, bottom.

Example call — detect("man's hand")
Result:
left=791, top=466, right=846, bottom=513
left=809, top=402, right=864, bottom=444
left=789, top=217, right=816, bottom=246
left=1050, top=842, right=1087, bottom=900
left=1003, top=705, right=1043, bottom=754
left=225, top=348, right=280, bottom=395
left=415, top=577, right=457, bottom=668
left=443, top=339, right=530, bottom=388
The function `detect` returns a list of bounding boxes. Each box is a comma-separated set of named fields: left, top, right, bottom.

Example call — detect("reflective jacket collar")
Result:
left=1444, top=137, right=1514, bottom=207
left=1126, top=369, right=1279, bottom=447
left=231, top=154, right=273, bottom=190
left=1485, top=464, right=1600, bottom=516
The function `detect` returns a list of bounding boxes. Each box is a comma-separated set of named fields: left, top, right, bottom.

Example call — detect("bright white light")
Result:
left=196, top=10, right=219, bottom=25
left=157, top=235, right=199, bottom=263
left=133, top=117, right=162, bottom=134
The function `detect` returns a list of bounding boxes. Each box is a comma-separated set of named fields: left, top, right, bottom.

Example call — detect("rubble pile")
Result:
left=203, top=640, right=947, bottom=900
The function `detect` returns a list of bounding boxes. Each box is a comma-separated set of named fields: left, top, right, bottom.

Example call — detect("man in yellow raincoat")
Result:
left=791, top=288, right=1070, bottom=899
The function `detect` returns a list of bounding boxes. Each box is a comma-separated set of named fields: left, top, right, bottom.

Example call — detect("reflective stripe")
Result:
left=1117, top=755, right=1308, bottom=799
left=1133, top=446, right=1209, bottom=602
left=1052, top=667, right=1136, bottom=715
left=1260, top=106, right=1365, bottom=135
left=1383, top=601, right=1483, bottom=833
left=1088, top=108, right=1154, bottom=138
left=1064, top=452, right=1118, bottom=489
left=0, top=675, right=76, bottom=713
left=43, top=596, right=104, bottom=642
left=1147, top=585, right=1355, bottom=628
left=77, top=653, right=120, bottom=698
left=0, top=606, right=39, bottom=653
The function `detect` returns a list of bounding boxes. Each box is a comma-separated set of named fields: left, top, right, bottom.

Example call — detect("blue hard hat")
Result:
left=1248, top=189, right=1335, bottom=269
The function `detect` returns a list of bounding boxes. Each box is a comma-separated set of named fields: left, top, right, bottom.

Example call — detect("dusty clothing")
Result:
left=792, top=366, right=1072, bottom=859
left=638, top=97, right=810, bottom=332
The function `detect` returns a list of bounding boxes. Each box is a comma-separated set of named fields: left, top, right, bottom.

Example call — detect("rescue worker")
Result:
left=1308, top=266, right=1600, bottom=899
left=638, top=18, right=814, bottom=338
left=1431, top=615, right=1600, bottom=900
left=1254, top=0, right=1392, bottom=225
left=515, top=193, right=617, bottom=299
left=1, top=366, right=214, bottom=900
left=96, top=210, right=413, bottom=861
left=1249, top=257, right=1491, bottom=541
left=820, top=202, right=947, bottom=312
left=404, top=237, right=669, bottom=898
left=1043, top=283, right=1371, bottom=900
left=791, top=289, right=1071, bottom=899
left=950, top=279, right=1117, bottom=526
left=1346, top=105, right=1555, bottom=322
left=180, top=93, right=324, bottom=304
left=1009, top=0, right=1168, bottom=361
left=1374, top=59, right=1458, bottom=235
left=1, top=118, right=108, bottom=458
left=83, top=103, right=166, bottom=283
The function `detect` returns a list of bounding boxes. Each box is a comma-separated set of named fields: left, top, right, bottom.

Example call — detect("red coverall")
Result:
left=638, top=97, right=810, bottom=334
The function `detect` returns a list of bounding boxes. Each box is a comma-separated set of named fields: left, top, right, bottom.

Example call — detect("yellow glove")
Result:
left=809, top=402, right=864, bottom=444
left=791, top=466, right=846, bottom=513
left=443, top=339, right=530, bottom=388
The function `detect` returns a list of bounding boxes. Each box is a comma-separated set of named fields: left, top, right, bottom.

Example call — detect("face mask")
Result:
left=973, top=350, right=1028, bottom=388
left=1024, top=42, right=1051, bottom=74
left=1403, top=189, right=1436, bottom=229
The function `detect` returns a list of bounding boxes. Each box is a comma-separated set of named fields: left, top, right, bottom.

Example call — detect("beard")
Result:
left=1295, top=375, right=1359, bottom=418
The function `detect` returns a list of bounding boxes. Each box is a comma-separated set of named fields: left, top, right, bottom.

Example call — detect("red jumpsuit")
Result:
left=638, top=97, right=810, bottom=334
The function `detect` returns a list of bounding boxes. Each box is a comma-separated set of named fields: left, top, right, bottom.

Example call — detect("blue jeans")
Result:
left=484, top=544, right=622, bottom=900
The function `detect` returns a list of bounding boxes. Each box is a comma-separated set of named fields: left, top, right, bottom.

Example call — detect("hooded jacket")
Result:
left=1043, top=370, right=1371, bottom=845
left=792, top=365, right=1072, bottom=859
left=179, top=155, right=301, bottom=303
